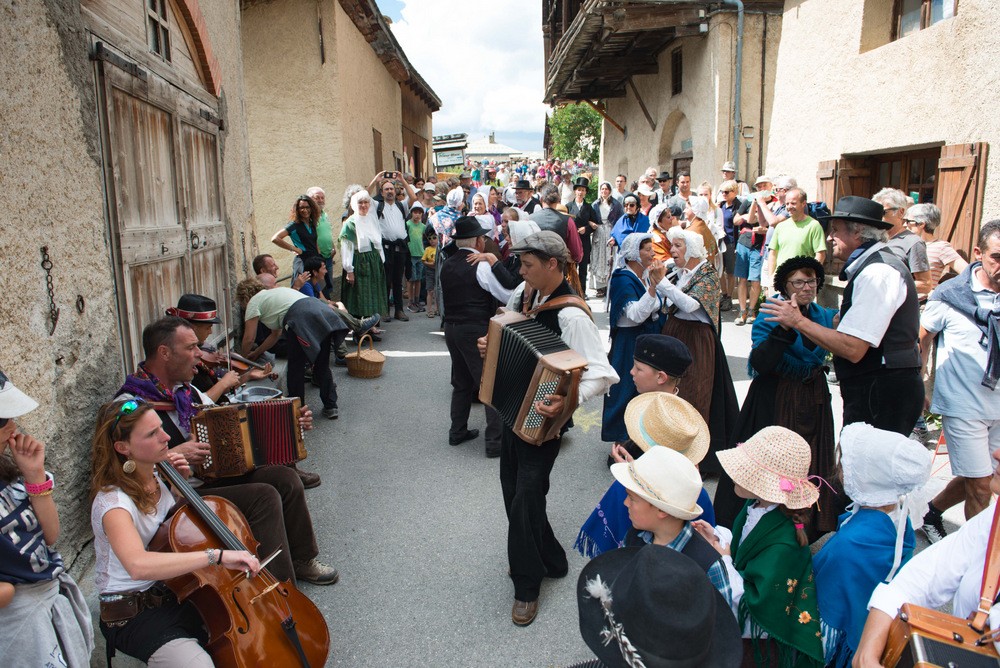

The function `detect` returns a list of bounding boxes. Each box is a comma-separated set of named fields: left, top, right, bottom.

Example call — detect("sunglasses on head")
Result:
left=111, top=398, right=146, bottom=434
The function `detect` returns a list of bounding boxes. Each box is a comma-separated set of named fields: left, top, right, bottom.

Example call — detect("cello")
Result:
left=150, top=461, right=330, bottom=667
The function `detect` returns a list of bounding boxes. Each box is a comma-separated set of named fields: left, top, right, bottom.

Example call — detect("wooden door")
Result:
left=935, top=143, right=988, bottom=261
left=96, top=51, right=229, bottom=368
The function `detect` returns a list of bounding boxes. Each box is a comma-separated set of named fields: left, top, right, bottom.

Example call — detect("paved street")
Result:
left=86, top=295, right=962, bottom=667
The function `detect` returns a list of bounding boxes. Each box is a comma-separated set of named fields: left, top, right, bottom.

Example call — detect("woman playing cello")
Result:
left=90, top=398, right=259, bottom=666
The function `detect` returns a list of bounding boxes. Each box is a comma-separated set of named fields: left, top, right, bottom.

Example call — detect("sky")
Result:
left=379, top=0, right=548, bottom=152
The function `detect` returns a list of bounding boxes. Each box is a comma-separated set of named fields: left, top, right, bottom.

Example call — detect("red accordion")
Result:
left=191, top=398, right=307, bottom=479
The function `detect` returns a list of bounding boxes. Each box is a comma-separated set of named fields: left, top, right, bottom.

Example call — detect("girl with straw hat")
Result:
left=702, top=426, right=825, bottom=668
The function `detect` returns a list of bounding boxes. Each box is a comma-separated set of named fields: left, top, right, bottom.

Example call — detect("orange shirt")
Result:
left=686, top=218, right=718, bottom=264
left=650, top=226, right=672, bottom=262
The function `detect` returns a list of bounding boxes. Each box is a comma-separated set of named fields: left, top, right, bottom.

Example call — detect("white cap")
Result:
left=0, top=370, right=39, bottom=419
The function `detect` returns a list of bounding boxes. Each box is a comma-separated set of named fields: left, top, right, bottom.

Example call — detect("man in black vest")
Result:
left=513, top=179, right=540, bottom=214
left=440, top=217, right=510, bottom=457
left=117, top=317, right=340, bottom=586
left=478, top=231, right=618, bottom=627
left=760, top=196, right=923, bottom=434
left=567, top=177, right=599, bottom=294
left=374, top=174, right=412, bottom=322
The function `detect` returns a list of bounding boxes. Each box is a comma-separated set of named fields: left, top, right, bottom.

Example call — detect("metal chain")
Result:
left=240, top=231, right=248, bottom=274
left=40, top=246, right=60, bottom=335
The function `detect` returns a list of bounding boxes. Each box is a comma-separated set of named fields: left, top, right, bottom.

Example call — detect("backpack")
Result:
left=376, top=199, right=407, bottom=220
left=807, top=201, right=831, bottom=221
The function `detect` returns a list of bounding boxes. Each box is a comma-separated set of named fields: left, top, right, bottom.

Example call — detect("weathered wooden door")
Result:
left=935, top=143, right=988, bottom=260
left=96, top=50, right=228, bottom=369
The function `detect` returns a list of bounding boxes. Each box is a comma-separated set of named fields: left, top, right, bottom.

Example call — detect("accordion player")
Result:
left=479, top=310, right=588, bottom=445
left=190, top=398, right=307, bottom=479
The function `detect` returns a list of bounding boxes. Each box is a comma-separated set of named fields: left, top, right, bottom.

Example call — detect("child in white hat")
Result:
left=707, top=426, right=825, bottom=667
left=611, top=447, right=735, bottom=612
left=813, top=423, right=932, bottom=668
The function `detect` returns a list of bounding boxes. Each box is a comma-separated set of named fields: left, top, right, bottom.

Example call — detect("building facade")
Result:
left=544, top=0, right=783, bottom=188
left=2, top=0, right=255, bottom=565
left=241, top=0, right=440, bottom=279
left=766, top=0, right=992, bottom=259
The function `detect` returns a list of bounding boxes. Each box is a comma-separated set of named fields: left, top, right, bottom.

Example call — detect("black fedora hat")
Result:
left=166, top=294, right=221, bottom=324
left=451, top=216, right=489, bottom=239
left=577, top=545, right=742, bottom=668
left=656, top=171, right=673, bottom=182
left=818, top=196, right=892, bottom=230
left=573, top=177, right=590, bottom=190
left=514, top=179, right=533, bottom=190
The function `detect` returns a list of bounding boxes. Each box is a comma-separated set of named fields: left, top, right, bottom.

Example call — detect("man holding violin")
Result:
left=115, top=316, right=340, bottom=586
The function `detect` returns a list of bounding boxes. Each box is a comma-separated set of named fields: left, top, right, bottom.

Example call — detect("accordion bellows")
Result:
left=191, top=398, right=307, bottom=479
left=479, top=311, right=587, bottom=445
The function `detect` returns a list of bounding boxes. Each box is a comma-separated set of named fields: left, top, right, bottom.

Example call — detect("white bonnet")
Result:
left=688, top=195, right=710, bottom=222
left=840, top=422, right=932, bottom=507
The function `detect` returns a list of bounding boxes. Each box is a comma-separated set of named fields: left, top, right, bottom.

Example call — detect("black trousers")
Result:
left=287, top=330, right=344, bottom=410
left=500, top=428, right=567, bottom=601
left=577, top=233, right=592, bottom=292
left=840, top=367, right=924, bottom=436
left=444, top=322, right=501, bottom=450
left=383, top=242, right=408, bottom=312
left=198, top=465, right=320, bottom=583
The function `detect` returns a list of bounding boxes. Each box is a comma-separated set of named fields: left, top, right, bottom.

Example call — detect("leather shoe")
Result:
left=512, top=598, right=538, bottom=626
left=485, top=448, right=501, bottom=459
left=449, top=429, right=479, bottom=446
left=394, top=309, right=409, bottom=322
left=322, top=407, right=339, bottom=419
left=334, top=356, right=348, bottom=367
left=289, top=465, right=321, bottom=489
left=293, top=558, right=340, bottom=586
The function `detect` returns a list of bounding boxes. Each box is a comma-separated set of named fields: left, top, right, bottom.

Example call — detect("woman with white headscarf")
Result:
left=659, top=227, right=738, bottom=476
left=466, top=212, right=538, bottom=291
left=601, top=232, right=667, bottom=444
left=590, top=181, right=624, bottom=298
left=684, top=195, right=719, bottom=267
left=339, top=189, right=388, bottom=319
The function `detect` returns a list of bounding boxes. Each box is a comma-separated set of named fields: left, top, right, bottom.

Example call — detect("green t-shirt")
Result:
left=406, top=220, right=426, bottom=257
left=769, top=216, right=825, bottom=269
left=317, top=211, right=334, bottom=258
left=244, top=287, right=306, bottom=330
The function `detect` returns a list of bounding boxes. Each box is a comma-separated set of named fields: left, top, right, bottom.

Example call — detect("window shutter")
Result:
left=936, top=142, right=988, bottom=260
left=836, top=158, right=872, bottom=198
left=815, top=159, right=841, bottom=274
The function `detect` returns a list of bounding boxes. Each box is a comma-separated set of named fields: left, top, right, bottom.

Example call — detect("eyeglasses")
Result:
left=624, top=202, right=638, bottom=208
left=111, top=399, right=145, bottom=434
left=774, top=187, right=787, bottom=193
left=787, top=278, right=818, bottom=289
left=903, top=218, right=923, bottom=226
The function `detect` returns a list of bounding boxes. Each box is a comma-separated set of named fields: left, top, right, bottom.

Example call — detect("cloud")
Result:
left=389, top=0, right=549, bottom=149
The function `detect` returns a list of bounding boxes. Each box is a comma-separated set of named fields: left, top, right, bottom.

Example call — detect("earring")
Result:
left=122, top=459, right=136, bottom=474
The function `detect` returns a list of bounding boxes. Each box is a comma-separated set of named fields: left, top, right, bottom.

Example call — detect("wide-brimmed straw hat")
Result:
left=611, top=447, right=703, bottom=520
left=624, top=392, right=708, bottom=463
left=716, top=426, right=819, bottom=509
left=577, top=545, right=742, bottom=667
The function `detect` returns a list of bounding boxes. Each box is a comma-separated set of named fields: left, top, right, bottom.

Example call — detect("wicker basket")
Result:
left=345, top=333, right=385, bottom=378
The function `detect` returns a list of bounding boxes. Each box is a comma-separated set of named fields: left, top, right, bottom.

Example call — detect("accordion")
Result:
left=882, top=603, right=1000, bottom=667
left=190, top=398, right=307, bottom=479
left=479, top=310, right=588, bottom=445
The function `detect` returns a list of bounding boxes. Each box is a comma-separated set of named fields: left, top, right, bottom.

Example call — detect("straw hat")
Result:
left=610, top=447, right=703, bottom=520
left=716, top=426, right=819, bottom=509
left=624, top=392, right=709, bottom=463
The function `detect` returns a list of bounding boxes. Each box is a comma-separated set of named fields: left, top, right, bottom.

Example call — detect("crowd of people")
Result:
left=1, top=154, right=998, bottom=668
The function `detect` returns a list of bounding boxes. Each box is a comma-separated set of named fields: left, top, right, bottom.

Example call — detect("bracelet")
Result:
left=25, top=475, right=54, bottom=496
left=27, top=488, right=54, bottom=498
left=206, top=548, right=218, bottom=566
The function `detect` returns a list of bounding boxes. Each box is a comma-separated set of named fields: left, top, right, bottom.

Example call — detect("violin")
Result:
left=199, top=347, right=276, bottom=381
left=150, top=461, right=329, bottom=667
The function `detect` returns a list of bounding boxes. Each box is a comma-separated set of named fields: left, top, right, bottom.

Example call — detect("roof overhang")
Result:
left=339, top=0, right=443, bottom=111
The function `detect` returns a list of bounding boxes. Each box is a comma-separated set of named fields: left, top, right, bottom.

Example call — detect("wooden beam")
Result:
left=584, top=99, right=624, bottom=135
left=602, top=7, right=705, bottom=34
left=627, top=77, right=655, bottom=132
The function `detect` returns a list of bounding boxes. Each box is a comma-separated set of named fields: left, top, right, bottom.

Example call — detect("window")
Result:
left=894, top=0, right=956, bottom=40
left=872, top=148, right=940, bottom=203
left=670, top=49, right=682, bottom=96
left=373, top=128, right=383, bottom=173
left=146, top=0, right=171, bottom=62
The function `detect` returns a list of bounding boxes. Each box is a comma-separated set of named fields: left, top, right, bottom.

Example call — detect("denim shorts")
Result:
left=734, top=243, right=763, bottom=281
left=409, top=257, right=425, bottom=281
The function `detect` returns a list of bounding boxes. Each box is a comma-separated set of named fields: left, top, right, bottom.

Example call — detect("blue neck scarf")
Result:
left=749, top=301, right=836, bottom=379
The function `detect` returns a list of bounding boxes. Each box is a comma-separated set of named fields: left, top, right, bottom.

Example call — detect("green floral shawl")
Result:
left=732, top=502, right=824, bottom=668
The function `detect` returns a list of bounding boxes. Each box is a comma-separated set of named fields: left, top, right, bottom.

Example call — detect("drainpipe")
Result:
left=720, top=0, right=743, bottom=175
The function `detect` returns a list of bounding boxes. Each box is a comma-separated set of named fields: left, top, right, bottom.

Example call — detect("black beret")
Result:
left=633, top=334, right=693, bottom=376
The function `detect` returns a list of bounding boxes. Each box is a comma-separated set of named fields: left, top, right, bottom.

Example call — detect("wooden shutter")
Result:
left=815, top=160, right=840, bottom=274
left=936, top=143, right=988, bottom=260
left=373, top=128, right=383, bottom=173
left=836, top=158, right=872, bottom=198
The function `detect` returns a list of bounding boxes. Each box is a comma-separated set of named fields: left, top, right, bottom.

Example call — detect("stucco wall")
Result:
left=334, top=1, right=404, bottom=199
left=599, top=11, right=781, bottom=188
left=766, top=0, right=999, bottom=214
left=242, top=0, right=347, bottom=280
left=0, top=0, right=122, bottom=570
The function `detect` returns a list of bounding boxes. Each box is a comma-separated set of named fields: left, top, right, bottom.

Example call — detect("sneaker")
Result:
left=356, top=314, right=380, bottom=337
left=734, top=310, right=747, bottom=326
left=746, top=310, right=757, bottom=323
left=921, top=515, right=947, bottom=544
left=322, top=407, right=339, bottom=419
left=294, top=558, right=340, bottom=586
